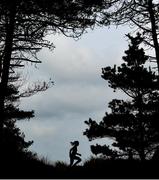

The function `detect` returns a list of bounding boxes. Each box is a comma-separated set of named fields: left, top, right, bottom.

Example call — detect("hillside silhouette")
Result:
left=1, top=155, right=159, bottom=178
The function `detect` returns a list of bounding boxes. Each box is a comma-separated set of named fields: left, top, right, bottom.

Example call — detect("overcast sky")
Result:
left=17, top=25, right=131, bottom=164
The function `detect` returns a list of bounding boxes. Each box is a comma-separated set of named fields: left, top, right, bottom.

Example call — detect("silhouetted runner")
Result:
left=69, top=141, right=81, bottom=166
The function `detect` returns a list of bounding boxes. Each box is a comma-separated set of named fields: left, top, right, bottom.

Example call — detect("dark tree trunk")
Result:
left=148, top=0, right=159, bottom=74
left=137, top=93, right=146, bottom=161
left=0, top=4, right=16, bottom=129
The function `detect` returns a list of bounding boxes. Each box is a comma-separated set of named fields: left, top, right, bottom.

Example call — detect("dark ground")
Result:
left=1, top=158, right=159, bottom=179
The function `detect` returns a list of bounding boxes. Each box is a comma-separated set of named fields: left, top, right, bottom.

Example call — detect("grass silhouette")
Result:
left=1, top=152, right=159, bottom=178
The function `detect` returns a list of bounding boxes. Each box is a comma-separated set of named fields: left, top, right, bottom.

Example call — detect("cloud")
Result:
left=18, top=26, right=130, bottom=163
left=21, top=27, right=128, bottom=121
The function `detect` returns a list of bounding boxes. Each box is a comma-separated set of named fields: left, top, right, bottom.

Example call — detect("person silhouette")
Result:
left=69, top=140, right=81, bottom=167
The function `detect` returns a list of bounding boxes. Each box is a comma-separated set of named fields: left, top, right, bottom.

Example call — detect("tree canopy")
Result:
left=99, top=0, right=159, bottom=72
left=84, top=34, right=159, bottom=161
left=0, top=0, right=112, bottom=162
left=0, top=0, right=111, bottom=125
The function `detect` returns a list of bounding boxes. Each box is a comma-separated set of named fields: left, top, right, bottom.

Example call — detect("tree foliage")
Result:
left=99, top=0, right=159, bottom=72
left=84, top=33, right=159, bottom=161
left=0, top=0, right=113, bottom=123
left=0, top=74, right=32, bottom=160
left=0, top=0, right=111, bottom=160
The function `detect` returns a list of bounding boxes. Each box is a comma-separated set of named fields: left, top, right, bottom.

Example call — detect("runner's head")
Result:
left=70, top=140, right=79, bottom=146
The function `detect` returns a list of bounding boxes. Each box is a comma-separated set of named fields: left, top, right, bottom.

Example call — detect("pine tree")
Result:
left=0, top=0, right=109, bottom=128
left=84, top=33, right=159, bottom=161
left=0, top=75, right=33, bottom=161
left=0, top=0, right=107, bottom=160
left=99, top=0, right=159, bottom=73
left=0, top=70, right=52, bottom=162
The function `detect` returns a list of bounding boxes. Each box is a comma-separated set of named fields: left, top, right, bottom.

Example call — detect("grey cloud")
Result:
left=17, top=116, right=116, bottom=163
left=18, top=27, right=130, bottom=163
